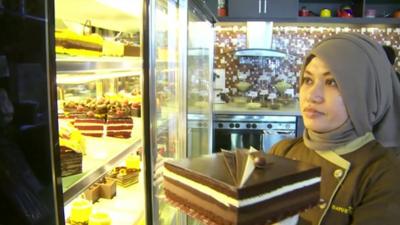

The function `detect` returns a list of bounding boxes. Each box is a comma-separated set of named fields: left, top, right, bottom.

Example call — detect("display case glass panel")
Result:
left=187, top=4, right=214, bottom=158
left=150, top=0, right=187, bottom=224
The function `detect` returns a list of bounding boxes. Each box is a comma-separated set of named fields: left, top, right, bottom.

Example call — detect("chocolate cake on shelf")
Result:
left=163, top=150, right=321, bottom=225
left=106, top=103, right=133, bottom=138
left=58, top=120, right=86, bottom=177
left=107, top=166, right=139, bottom=187
left=55, top=29, right=103, bottom=57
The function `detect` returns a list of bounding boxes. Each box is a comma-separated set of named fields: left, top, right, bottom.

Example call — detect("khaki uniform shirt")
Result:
left=269, top=137, right=400, bottom=225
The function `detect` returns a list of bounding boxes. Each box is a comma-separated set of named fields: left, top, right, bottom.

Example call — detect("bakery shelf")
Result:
left=62, top=118, right=143, bottom=205
left=56, top=56, right=142, bottom=84
left=56, top=56, right=142, bottom=74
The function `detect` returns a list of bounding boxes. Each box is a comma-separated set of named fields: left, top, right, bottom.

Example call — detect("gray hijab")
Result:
left=301, top=33, right=400, bottom=149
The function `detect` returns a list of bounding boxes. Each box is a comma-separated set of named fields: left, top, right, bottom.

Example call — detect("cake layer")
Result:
left=107, top=167, right=139, bottom=187
left=165, top=179, right=319, bottom=225
left=164, top=169, right=320, bottom=208
left=164, top=153, right=321, bottom=199
left=74, top=118, right=105, bottom=137
left=106, top=125, right=133, bottom=130
left=60, top=149, right=82, bottom=177
left=106, top=117, right=133, bottom=138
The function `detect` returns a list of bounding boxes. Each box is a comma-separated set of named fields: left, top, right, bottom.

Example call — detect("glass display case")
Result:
left=54, top=0, right=146, bottom=224
left=147, top=0, right=216, bottom=224
left=149, top=0, right=186, bottom=223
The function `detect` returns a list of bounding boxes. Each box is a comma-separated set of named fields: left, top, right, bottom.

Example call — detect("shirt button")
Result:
left=333, top=169, right=344, bottom=179
left=319, top=198, right=327, bottom=209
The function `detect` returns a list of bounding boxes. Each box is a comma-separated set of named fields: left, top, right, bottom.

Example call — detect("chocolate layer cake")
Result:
left=60, top=146, right=82, bottom=177
left=163, top=151, right=321, bottom=225
left=59, top=120, right=85, bottom=177
left=55, top=29, right=103, bottom=57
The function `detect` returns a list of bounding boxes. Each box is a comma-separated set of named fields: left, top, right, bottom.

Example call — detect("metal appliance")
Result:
left=188, top=113, right=212, bottom=158
left=213, top=114, right=303, bottom=152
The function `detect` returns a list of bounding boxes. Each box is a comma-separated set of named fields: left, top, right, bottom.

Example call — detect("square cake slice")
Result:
left=163, top=151, right=321, bottom=225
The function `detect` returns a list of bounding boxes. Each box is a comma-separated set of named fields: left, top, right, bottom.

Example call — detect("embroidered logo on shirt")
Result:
left=331, top=204, right=353, bottom=215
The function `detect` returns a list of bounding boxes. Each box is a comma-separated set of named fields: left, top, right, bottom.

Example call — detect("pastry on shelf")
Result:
left=59, top=120, right=86, bottom=177
left=123, top=43, right=140, bottom=57
left=125, top=154, right=141, bottom=171
left=84, top=184, right=100, bottom=203
left=84, top=177, right=116, bottom=203
left=107, top=166, right=139, bottom=187
left=55, top=29, right=103, bottom=57
left=130, top=102, right=141, bottom=118
left=74, top=99, right=107, bottom=138
left=98, top=178, right=117, bottom=199
left=106, top=103, right=133, bottom=139
left=69, top=199, right=92, bottom=225
left=118, top=34, right=140, bottom=57
left=60, top=100, right=85, bottom=121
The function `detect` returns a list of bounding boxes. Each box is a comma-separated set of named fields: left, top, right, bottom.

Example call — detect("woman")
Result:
left=270, top=33, right=400, bottom=225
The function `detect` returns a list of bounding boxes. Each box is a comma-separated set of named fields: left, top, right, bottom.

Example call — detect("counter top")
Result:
left=213, top=102, right=301, bottom=116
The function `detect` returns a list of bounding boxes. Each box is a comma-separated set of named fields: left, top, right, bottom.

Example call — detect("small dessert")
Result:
left=70, top=199, right=92, bottom=224
left=107, top=166, right=139, bottom=187
left=98, top=178, right=117, bottom=199
left=125, top=154, right=141, bottom=170
left=84, top=184, right=100, bottom=203
left=106, top=102, right=133, bottom=139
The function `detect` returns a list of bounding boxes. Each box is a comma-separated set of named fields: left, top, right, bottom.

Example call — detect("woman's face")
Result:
left=299, top=57, right=348, bottom=133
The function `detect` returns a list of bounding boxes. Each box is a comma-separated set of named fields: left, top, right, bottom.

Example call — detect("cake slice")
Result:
left=163, top=150, right=321, bottom=225
left=58, top=120, right=85, bottom=177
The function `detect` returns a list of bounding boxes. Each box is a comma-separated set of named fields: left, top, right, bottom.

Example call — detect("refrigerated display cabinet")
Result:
left=54, top=0, right=146, bottom=224
left=0, top=0, right=215, bottom=224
